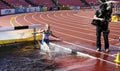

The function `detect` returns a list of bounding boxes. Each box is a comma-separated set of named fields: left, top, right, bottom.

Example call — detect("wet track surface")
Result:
left=0, top=42, right=96, bottom=71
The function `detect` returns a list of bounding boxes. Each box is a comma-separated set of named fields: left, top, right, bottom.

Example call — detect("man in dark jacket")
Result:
left=93, top=3, right=112, bottom=52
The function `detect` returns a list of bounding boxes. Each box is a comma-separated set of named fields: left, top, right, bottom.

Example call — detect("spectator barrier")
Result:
left=0, top=6, right=90, bottom=15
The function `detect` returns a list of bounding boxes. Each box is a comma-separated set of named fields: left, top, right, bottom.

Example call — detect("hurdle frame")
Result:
left=0, top=24, right=41, bottom=48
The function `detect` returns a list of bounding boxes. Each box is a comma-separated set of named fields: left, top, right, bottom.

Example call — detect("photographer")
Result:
left=93, top=3, right=112, bottom=52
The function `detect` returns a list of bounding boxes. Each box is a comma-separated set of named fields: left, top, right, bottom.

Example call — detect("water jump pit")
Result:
left=0, top=42, right=95, bottom=71
left=41, top=43, right=96, bottom=71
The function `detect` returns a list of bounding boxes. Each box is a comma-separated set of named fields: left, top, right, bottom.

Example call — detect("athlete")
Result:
left=41, top=24, right=58, bottom=44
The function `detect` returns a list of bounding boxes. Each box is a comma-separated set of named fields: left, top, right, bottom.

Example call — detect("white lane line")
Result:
left=47, top=14, right=95, bottom=36
left=14, top=12, right=119, bottom=51
left=67, top=12, right=120, bottom=33
left=66, top=12, right=120, bottom=34
left=54, top=12, right=120, bottom=37
left=14, top=15, right=22, bottom=26
left=50, top=40, right=119, bottom=67
left=74, top=14, right=120, bottom=30
left=24, top=14, right=33, bottom=25
left=54, top=13, right=96, bottom=30
left=32, top=12, right=120, bottom=49
left=61, top=39, right=116, bottom=57
left=112, top=54, right=117, bottom=56
left=54, top=39, right=119, bottom=66
left=54, top=12, right=119, bottom=47
left=47, top=13, right=118, bottom=42
left=50, top=43, right=96, bottom=59
left=40, top=14, right=95, bottom=42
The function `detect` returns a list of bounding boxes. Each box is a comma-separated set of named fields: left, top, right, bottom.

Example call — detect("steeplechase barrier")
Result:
left=0, top=24, right=42, bottom=47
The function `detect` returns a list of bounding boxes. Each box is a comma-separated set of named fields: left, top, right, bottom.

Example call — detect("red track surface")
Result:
left=0, top=10, right=120, bottom=71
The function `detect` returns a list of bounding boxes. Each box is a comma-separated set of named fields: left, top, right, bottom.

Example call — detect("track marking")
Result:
left=53, top=37, right=116, bottom=57
left=10, top=16, right=15, bottom=26
left=50, top=38, right=120, bottom=66
left=14, top=15, right=22, bottom=26
left=31, top=12, right=120, bottom=49
left=74, top=13, right=120, bottom=30
left=54, top=11, right=120, bottom=37
left=45, top=14, right=119, bottom=44
left=24, top=14, right=33, bottom=24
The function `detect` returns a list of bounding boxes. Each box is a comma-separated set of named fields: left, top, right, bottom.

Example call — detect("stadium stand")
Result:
left=29, top=0, right=55, bottom=7
left=86, top=0, right=100, bottom=6
left=57, top=0, right=84, bottom=7
left=5, top=0, right=30, bottom=8
left=0, top=0, right=14, bottom=8
left=52, top=0, right=61, bottom=6
left=25, top=0, right=38, bottom=6
left=0, top=1, right=9, bottom=9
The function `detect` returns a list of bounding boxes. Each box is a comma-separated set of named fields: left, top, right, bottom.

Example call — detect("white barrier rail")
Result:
left=0, top=24, right=41, bottom=31
left=0, top=24, right=41, bottom=48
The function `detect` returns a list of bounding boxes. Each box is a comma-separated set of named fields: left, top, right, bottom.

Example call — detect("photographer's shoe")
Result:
left=105, top=49, right=109, bottom=52
left=96, top=48, right=101, bottom=52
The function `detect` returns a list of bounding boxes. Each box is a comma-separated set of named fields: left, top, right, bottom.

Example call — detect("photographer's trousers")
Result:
left=96, top=22, right=109, bottom=50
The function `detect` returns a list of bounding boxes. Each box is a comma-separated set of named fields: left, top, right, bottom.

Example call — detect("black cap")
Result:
left=99, top=0, right=108, bottom=3
left=100, top=3, right=107, bottom=10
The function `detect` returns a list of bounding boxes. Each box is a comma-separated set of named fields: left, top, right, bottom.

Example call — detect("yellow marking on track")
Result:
left=10, top=16, right=15, bottom=26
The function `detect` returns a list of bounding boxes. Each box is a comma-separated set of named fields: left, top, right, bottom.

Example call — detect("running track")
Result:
left=0, top=10, right=120, bottom=71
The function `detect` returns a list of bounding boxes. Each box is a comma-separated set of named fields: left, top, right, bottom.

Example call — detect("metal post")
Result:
left=118, top=37, right=120, bottom=57
left=33, top=28, right=36, bottom=49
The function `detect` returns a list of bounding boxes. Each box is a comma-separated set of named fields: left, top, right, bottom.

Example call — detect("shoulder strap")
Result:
left=98, top=10, right=102, bottom=17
